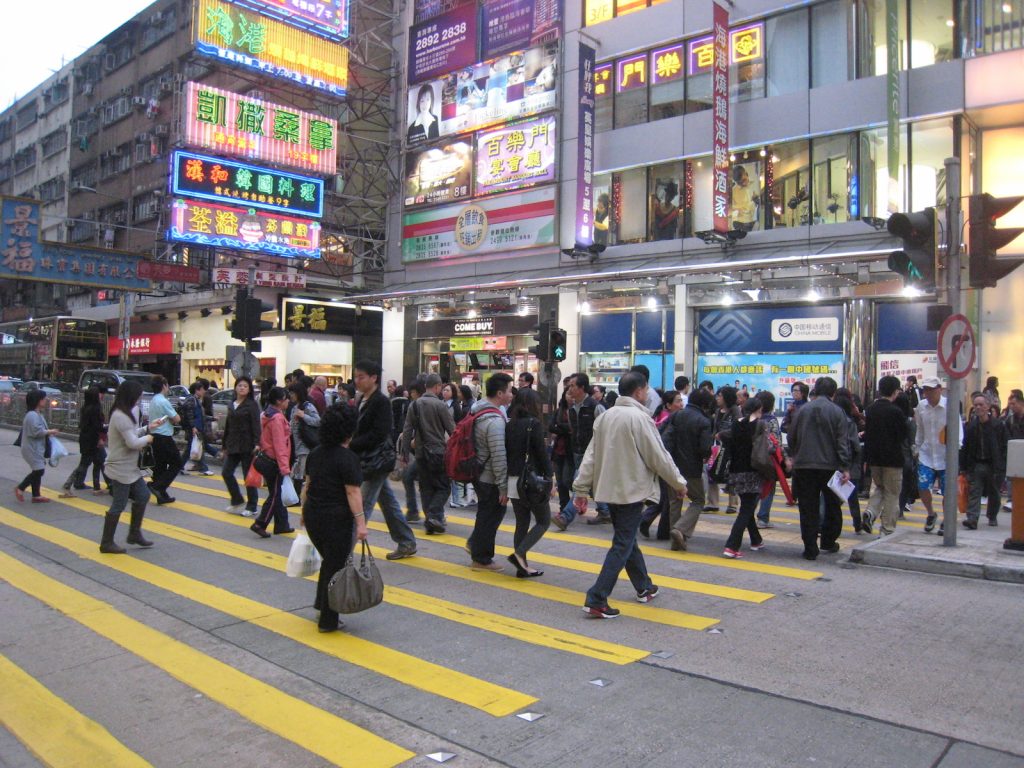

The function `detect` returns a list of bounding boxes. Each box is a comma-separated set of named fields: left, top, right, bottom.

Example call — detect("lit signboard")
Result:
left=408, top=5, right=479, bottom=84
left=194, top=0, right=349, bottom=97
left=480, top=0, right=562, bottom=60
left=183, top=82, right=338, bottom=175
left=594, top=64, right=612, bottom=97
left=171, top=150, right=324, bottom=217
left=474, top=114, right=556, bottom=196
left=651, top=43, right=684, bottom=84
left=584, top=0, right=613, bottom=26
left=616, top=53, right=647, bottom=92
left=405, top=140, right=474, bottom=208
left=168, top=197, right=321, bottom=258
left=227, top=0, right=351, bottom=40
left=616, top=0, right=646, bottom=15
left=688, top=22, right=764, bottom=74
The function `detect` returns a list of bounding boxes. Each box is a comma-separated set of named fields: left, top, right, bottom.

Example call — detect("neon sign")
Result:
left=688, top=22, right=764, bottom=75
left=168, top=197, right=321, bottom=259
left=226, top=0, right=351, bottom=40
left=171, top=150, right=324, bottom=217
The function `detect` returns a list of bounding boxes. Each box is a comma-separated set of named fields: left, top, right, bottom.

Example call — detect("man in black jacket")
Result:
left=553, top=373, right=608, bottom=529
left=661, top=388, right=714, bottom=550
left=861, top=375, right=909, bottom=536
left=352, top=360, right=418, bottom=559
left=961, top=393, right=1010, bottom=528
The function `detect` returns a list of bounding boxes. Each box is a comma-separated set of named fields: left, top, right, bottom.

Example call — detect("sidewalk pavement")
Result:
left=850, top=511, right=1024, bottom=584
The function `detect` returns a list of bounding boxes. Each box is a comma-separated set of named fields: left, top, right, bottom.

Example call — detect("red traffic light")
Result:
left=968, top=193, right=1024, bottom=289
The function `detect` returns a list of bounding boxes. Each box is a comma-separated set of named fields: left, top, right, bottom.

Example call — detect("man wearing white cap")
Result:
left=914, top=376, right=962, bottom=533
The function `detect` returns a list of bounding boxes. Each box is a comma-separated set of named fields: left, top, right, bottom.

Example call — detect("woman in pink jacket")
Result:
left=251, top=387, right=295, bottom=538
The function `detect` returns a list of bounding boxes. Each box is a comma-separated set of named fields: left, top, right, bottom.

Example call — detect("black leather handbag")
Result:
left=516, top=421, right=552, bottom=504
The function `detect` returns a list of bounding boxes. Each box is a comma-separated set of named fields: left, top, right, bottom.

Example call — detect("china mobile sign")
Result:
left=183, top=82, right=338, bottom=175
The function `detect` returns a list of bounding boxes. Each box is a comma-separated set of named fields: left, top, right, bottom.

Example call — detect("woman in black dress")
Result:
left=302, top=404, right=368, bottom=633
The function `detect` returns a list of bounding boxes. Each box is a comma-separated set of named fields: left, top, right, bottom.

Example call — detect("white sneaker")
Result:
left=241, top=508, right=257, bottom=518
left=200, top=469, right=215, bottom=476
left=225, top=503, right=244, bottom=514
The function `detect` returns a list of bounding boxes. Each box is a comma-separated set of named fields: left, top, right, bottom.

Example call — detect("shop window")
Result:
left=614, top=54, right=649, bottom=128
left=730, top=154, right=765, bottom=231
left=649, top=161, right=685, bottom=241
left=730, top=22, right=766, bottom=101
left=909, top=118, right=954, bottom=210
left=610, top=166, right=649, bottom=243
left=767, top=140, right=811, bottom=228
left=593, top=173, right=614, bottom=245
left=689, top=156, right=715, bottom=233
left=685, top=34, right=713, bottom=114
left=909, top=0, right=956, bottom=65
left=859, top=124, right=909, bottom=219
left=811, top=134, right=857, bottom=223
left=595, top=64, right=614, bottom=133
left=968, top=0, right=1024, bottom=54
left=650, top=44, right=685, bottom=121
left=857, top=0, right=908, bottom=77
left=766, top=9, right=809, bottom=96
left=811, top=0, right=855, bottom=87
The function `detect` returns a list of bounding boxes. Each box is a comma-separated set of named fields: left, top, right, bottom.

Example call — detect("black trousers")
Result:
left=725, top=492, right=764, bottom=551
left=150, top=434, right=181, bottom=494
left=469, top=481, right=507, bottom=565
left=303, top=502, right=355, bottom=630
left=18, top=468, right=44, bottom=497
left=511, top=493, right=551, bottom=557
left=417, top=454, right=449, bottom=524
left=794, top=468, right=843, bottom=557
left=65, top=446, right=105, bottom=490
left=222, top=451, right=258, bottom=509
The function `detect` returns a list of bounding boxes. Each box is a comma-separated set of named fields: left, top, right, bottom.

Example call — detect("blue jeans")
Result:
left=362, top=471, right=416, bottom=548
left=585, top=502, right=653, bottom=607
left=561, top=453, right=610, bottom=524
left=757, top=484, right=774, bottom=523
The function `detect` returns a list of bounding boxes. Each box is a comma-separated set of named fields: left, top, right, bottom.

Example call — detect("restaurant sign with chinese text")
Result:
left=280, top=298, right=383, bottom=336
left=1, top=196, right=151, bottom=291
left=213, top=267, right=307, bottom=289
left=183, top=82, right=338, bottom=175
left=474, top=114, right=556, bottom=196
left=168, top=198, right=321, bottom=259
left=711, top=2, right=730, bottom=234
left=171, top=150, right=324, bottom=217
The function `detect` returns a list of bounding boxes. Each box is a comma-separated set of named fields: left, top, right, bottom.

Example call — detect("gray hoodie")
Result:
left=471, top=398, right=508, bottom=493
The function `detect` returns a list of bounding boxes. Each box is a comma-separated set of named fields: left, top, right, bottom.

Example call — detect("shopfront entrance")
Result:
left=416, top=312, right=540, bottom=385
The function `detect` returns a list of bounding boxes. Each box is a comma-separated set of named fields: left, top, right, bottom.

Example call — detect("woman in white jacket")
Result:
left=99, top=380, right=166, bottom=554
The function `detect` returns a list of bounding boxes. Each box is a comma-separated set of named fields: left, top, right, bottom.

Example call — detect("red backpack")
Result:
left=444, top=406, right=502, bottom=482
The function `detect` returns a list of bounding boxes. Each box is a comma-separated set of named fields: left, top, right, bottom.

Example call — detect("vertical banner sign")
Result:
left=886, top=0, right=900, bottom=214
left=711, top=2, right=730, bottom=234
left=575, top=43, right=596, bottom=247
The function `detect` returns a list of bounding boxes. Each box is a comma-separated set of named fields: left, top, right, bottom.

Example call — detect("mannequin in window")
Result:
left=731, top=165, right=759, bottom=231
left=407, top=84, right=439, bottom=144
left=650, top=181, right=679, bottom=241
left=594, top=193, right=610, bottom=245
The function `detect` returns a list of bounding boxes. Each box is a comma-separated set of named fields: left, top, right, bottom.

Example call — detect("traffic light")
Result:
left=967, top=193, right=1024, bottom=289
left=529, top=320, right=551, bottom=361
left=886, top=207, right=938, bottom=288
left=230, top=288, right=248, bottom=341
left=241, top=296, right=275, bottom=340
left=549, top=327, right=567, bottom=362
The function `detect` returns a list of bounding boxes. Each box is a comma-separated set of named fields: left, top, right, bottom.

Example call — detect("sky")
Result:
left=2, top=1, right=156, bottom=107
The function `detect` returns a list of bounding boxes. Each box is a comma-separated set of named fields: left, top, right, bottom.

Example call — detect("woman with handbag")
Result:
left=251, top=387, right=295, bottom=538
left=288, top=382, right=321, bottom=503
left=16, top=389, right=61, bottom=503
left=221, top=376, right=262, bottom=516
left=99, top=380, right=167, bottom=553
left=60, top=384, right=107, bottom=497
left=505, top=388, right=553, bottom=577
left=301, top=404, right=368, bottom=633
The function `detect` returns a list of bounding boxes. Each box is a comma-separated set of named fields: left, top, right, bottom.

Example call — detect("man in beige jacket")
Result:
left=573, top=372, right=687, bottom=618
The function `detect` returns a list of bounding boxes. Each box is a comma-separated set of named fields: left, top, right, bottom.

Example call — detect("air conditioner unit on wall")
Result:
left=132, top=96, right=147, bottom=107
left=154, top=124, right=169, bottom=136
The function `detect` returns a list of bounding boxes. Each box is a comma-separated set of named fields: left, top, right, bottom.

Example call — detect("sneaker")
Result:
left=386, top=545, right=417, bottom=560
left=724, top=506, right=737, bottom=515
left=924, top=514, right=936, bottom=533
left=241, top=508, right=257, bottom=518
left=586, top=515, right=612, bottom=525
left=201, top=470, right=215, bottom=476
left=636, top=585, right=660, bottom=603
left=551, top=514, right=569, bottom=531
left=755, top=520, right=774, bottom=529
left=861, top=510, right=874, bottom=535
left=722, top=547, right=743, bottom=559
left=469, top=560, right=504, bottom=571
left=31, top=497, right=52, bottom=504
left=582, top=604, right=620, bottom=619
left=225, top=503, right=245, bottom=514
left=669, top=529, right=687, bottom=551
left=405, top=511, right=421, bottom=523
left=424, top=518, right=446, bottom=535
left=749, top=541, right=766, bottom=551
left=937, top=524, right=944, bottom=536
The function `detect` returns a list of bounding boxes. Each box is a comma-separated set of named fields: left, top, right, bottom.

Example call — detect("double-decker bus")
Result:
left=0, top=316, right=109, bottom=384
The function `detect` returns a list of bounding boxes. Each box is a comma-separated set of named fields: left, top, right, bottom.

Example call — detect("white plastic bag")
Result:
left=47, top=437, right=69, bottom=467
left=189, top=435, right=203, bottom=461
left=285, top=529, right=322, bottom=578
left=280, top=475, right=300, bottom=507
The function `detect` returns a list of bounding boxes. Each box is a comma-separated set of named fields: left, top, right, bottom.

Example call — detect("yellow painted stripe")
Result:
left=0, top=652, right=154, bottom=768
left=2, top=505, right=535, bottom=716
left=48, top=487, right=718, bottom=632
left=0, top=552, right=414, bottom=768
left=35, top=490, right=649, bottom=665
left=174, top=479, right=819, bottom=581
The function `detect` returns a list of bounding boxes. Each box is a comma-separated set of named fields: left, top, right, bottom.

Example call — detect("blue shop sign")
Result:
left=698, top=305, right=844, bottom=354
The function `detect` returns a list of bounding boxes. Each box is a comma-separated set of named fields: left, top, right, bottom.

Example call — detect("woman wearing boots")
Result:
left=60, top=385, right=107, bottom=497
left=16, top=389, right=60, bottom=503
left=99, top=380, right=166, bottom=554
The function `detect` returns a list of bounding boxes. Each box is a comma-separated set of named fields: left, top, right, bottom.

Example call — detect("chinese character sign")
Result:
left=616, top=53, right=647, bottom=92
left=184, top=82, right=338, bottom=175
left=408, top=5, right=479, bottom=84
left=168, top=197, right=321, bottom=259
left=1, top=196, right=151, bottom=291
left=228, top=0, right=351, bottom=40
left=474, top=115, right=556, bottom=196
left=171, top=150, right=324, bottom=217
left=712, top=1, right=730, bottom=235
left=213, top=267, right=307, bottom=289
left=194, top=0, right=349, bottom=97
left=405, top=140, right=474, bottom=208
left=688, top=21, right=764, bottom=75
left=480, top=0, right=560, bottom=59
left=651, top=44, right=684, bottom=84
left=575, top=42, right=596, bottom=247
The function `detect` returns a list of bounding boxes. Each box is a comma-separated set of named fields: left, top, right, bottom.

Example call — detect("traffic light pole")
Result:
left=942, top=157, right=961, bottom=547
left=243, top=266, right=256, bottom=380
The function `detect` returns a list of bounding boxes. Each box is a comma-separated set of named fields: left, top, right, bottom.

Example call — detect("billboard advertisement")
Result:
left=402, top=185, right=556, bottom=263
left=408, top=5, right=479, bottom=84
left=194, top=0, right=349, bottom=97
left=876, top=352, right=939, bottom=386
left=183, top=82, right=338, bottom=175
left=696, top=353, right=846, bottom=411
left=481, top=0, right=562, bottom=59
left=698, top=305, right=845, bottom=354
left=226, top=0, right=351, bottom=40
left=168, top=197, right=321, bottom=258
left=711, top=1, right=730, bottom=234
left=171, top=150, right=324, bottom=218
left=414, top=0, right=475, bottom=24
left=575, top=42, right=596, bottom=246
left=405, top=140, right=474, bottom=208
left=474, top=114, right=556, bottom=196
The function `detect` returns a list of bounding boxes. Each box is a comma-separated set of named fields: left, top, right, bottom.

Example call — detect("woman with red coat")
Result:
left=251, top=387, right=295, bottom=538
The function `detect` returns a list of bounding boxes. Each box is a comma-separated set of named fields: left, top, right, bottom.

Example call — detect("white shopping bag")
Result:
left=189, top=435, right=203, bottom=461
left=47, top=437, right=69, bottom=467
left=285, top=529, right=322, bottom=578
left=280, top=475, right=300, bottom=507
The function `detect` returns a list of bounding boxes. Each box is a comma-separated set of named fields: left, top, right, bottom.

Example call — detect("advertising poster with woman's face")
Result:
left=406, top=80, right=444, bottom=148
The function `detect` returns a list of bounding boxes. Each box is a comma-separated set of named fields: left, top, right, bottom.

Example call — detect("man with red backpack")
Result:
left=400, top=373, right=456, bottom=534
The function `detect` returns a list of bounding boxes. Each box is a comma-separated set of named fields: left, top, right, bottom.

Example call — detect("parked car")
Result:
left=22, top=381, right=64, bottom=395
left=78, top=369, right=158, bottom=417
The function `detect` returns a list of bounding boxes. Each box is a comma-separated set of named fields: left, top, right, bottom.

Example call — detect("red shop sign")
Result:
left=108, top=332, right=176, bottom=357
left=137, top=260, right=203, bottom=284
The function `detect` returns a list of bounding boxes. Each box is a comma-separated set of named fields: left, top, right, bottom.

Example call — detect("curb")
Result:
left=850, top=529, right=1024, bottom=584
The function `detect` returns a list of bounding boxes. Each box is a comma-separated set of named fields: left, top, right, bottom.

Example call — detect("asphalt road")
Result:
left=1, top=428, right=1022, bottom=768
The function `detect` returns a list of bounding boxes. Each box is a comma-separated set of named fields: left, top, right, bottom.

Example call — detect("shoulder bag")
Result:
left=516, top=420, right=552, bottom=504
left=298, top=405, right=321, bottom=448
left=356, top=398, right=396, bottom=475
left=327, top=541, right=384, bottom=614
